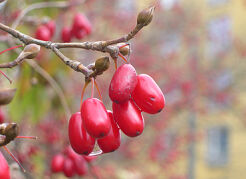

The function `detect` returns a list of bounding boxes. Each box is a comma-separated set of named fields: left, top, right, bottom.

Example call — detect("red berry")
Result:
left=68, top=112, right=95, bottom=155
left=74, top=29, right=87, bottom=40
left=132, top=74, right=165, bottom=114
left=109, top=64, right=138, bottom=103
left=0, top=152, right=10, bottom=179
left=81, top=98, right=111, bottom=138
left=51, top=154, right=65, bottom=173
left=72, top=13, right=92, bottom=35
left=65, top=147, right=88, bottom=176
left=63, top=157, right=75, bottom=178
left=98, top=111, right=121, bottom=153
left=61, top=27, right=72, bottom=42
left=0, top=109, right=4, bottom=123
left=113, top=99, right=144, bottom=137
left=73, top=154, right=88, bottom=176
left=45, top=21, right=56, bottom=37
left=35, top=25, right=51, bottom=41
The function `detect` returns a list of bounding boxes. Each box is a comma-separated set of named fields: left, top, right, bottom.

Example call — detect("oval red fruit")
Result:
left=74, top=29, right=87, bottom=40
left=68, top=112, right=95, bottom=155
left=61, top=27, right=72, bottom=42
left=0, top=152, right=10, bottom=179
left=73, top=155, right=88, bottom=176
left=51, top=154, right=65, bottom=173
left=35, top=25, right=51, bottom=41
left=81, top=98, right=111, bottom=138
left=65, top=146, right=88, bottom=176
left=132, top=74, right=165, bottom=114
left=72, top=13, right=92, bottom=35
left=98, top=111, right=121, bottom=153
left=113, top=100, right=144, bottom=137
left=109, top=64, right=138, bottom=103
left=45, top=21, right=56, bottom=37
left=63, top=157, right=75, bottom=178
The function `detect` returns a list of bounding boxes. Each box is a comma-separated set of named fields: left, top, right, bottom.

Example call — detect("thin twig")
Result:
left=11, top=1, right=83, bottom=29
left=26, top=59, right=71, bottom=119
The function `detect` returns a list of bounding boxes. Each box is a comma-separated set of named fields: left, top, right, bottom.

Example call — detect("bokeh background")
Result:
left=1, top=0, right=246, bottom=178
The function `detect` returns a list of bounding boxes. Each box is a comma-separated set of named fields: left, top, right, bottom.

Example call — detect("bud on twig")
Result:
left=94, top=57, right=110, bottom=73
left=118, top=43, right=130, bottom=56
left=0, top=88, right=16, bottom=105
left=22, top=44, right=40, bottom=59
left=137, top=6, right=155, bottom=26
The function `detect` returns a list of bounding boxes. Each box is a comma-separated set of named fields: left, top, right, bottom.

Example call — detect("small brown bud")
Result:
left=0, top=123, right=19, bottom=146
left=0, top=88, right=16, bottom=105
left=118, top=43, right=130, bottom=56
left=95, top=57, right=110, bottom=73
left=137, top=6, right=155, bottom=26
left=23, top=44, right=40, bottom=59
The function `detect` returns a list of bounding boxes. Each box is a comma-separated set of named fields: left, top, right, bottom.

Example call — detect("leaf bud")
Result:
left=137, top=6, right=155, bottom=26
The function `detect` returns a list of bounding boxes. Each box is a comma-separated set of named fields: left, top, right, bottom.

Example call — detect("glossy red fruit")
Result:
left=109, top=64, right=138, bottom=103
left=65, top=146, right=88, bottom=176
left=51, top=154, right=65, bottom=173
left=45, top=21, right=56, bottom=37
left=113, top=100, right=144, bottom=137
left=81, top=98, right=111, bottom=138
left=63, top=157, right=75, bottom=178
left=0, top=152, right=10, bottom=179
left=61, top=27, right=72, bottom=42
left=35, top=25, right=51, bottom=41
left=0, top=108, right=4, bottom=123
left=73, top=155, right=88, bottom=176
left=72, top=13, right=92, bottom=35
left=132, top=74, right=165, bottom=114
left=98, top=111, right=121, bottom=153
left=68, top=112, right=95, bottom=155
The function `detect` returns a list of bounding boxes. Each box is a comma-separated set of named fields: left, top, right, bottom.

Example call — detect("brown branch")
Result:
left=26, top=59, right=71, bottom=119
left=0, top=6, right=154, bottom=74
left=52, top=47, right=93, bottom=77
left=0, top=54, right=25, bottom=68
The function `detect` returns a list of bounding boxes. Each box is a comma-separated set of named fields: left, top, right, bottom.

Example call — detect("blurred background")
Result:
left=1, top=0, right=246, bottom=178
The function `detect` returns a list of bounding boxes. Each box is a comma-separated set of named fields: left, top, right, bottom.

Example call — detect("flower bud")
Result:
left=118, top=43, right=130, bottom=56
left=0, top=88, right=16, bottom=105
left=23, top=44, right=40, bottom=59
left=95, top=57, right=110, bottom=73
left=137, top=6, right=155, bottom=26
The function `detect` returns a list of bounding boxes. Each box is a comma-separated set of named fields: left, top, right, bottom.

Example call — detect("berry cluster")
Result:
left=35, top=13, right=91, bottom=43
left=61, top=13, right=92, bottom=42
left=69, top=59, right=165, bottom=156
left=35, top=21, right=55, bottom=41
left=110, top=64, right=165, bottom=137
left=51, top=146, right=96, bottom=178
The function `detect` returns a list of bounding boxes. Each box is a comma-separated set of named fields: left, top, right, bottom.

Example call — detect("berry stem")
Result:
left=94, top=80, right=102, bottom=101
left=80, top=81, right=90, bottom=108
left=0, top=45, right=23, bottom=55
left=118, top=53, right=128, bottom=63
left=3, top=146, right=26, bottom=172
left=16, top=136, right=38, bottom=140
left=119, top=44, right=129, bottom=49
left=91, top=78, right=95, bottom=98
left=113, top=58, right=118, bottom=70
left=0, top=70, right=12, bottom=84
